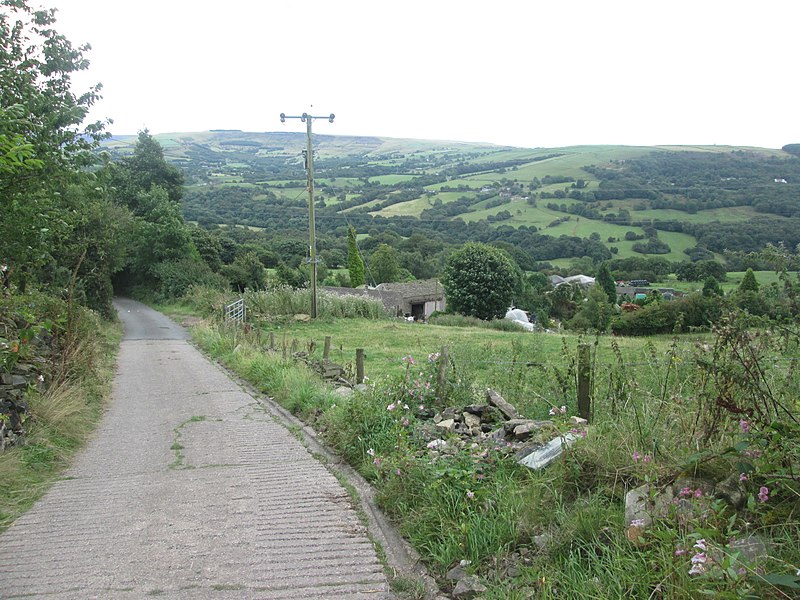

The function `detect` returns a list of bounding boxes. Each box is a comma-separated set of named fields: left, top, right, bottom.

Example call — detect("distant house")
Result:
left=375, top=279, right=446, bottom=321
left=616, top=284, right=681, bottom=301
left=550, top=274, right=596, bottom=287
left=322, top=279, right=446, bottom=320
left=322, top=286, right=405, bottom=316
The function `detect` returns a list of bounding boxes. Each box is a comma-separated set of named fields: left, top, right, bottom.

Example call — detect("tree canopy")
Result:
left=441, top=243, right=520, bottom=321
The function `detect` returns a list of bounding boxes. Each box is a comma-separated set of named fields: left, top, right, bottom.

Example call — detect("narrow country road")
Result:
left=0, top=299, right=389, bottom=599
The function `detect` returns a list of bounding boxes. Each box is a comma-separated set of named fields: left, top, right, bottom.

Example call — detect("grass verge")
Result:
left=0, top=316, right=121, bottom=531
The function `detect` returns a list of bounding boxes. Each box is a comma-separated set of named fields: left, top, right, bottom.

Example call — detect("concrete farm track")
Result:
left=0, top=299, right=391, bottom=599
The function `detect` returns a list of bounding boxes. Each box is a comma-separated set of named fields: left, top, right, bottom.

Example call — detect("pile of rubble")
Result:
left=417, top=388, right=587, bottom=470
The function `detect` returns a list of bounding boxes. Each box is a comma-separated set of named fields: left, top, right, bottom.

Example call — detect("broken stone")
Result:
left=533, top=533, right=551, bottom=551
left=446, top=565, right=468, bottom=581
left=485, top=388, right=518, bottom=420
left=624, top=484, right=675, bottom=528
left=293, top=313, right=311, bottom=322
left=331, top=387, right=353, bottom=398
left=433, top=413, right=443, bottom=424
left=513, top=422, right=545, bottom=441
left=729, top=535, right=768, bottom=563
left=518, top=433, right=578, bottom=470
left=715, top=473, right=746, bottom=509
left=354, top=383, right=368, bottom=393
left=569, top=416, right=588, bottom=426
left=463, top=413, right=481, bottom=429
left=463, top=404, right=488, bottom=416
left=452, top=576, right=487, bottom=599
left=436, top=419, right=455, bottom=432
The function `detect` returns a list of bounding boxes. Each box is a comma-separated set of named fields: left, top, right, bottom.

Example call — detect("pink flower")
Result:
left=693, top=489, right=703, bottom=498
left=632, top=451, right=642, bottom=462
left=402, top=355, right=415, bottom=365
left=679, top=487, right=693, bottom=498
left=643, top=455, right=653, bottom=463
left=401, top=417, right=410, bottom=427
left=758, top=486, right=769, bottom=503
left=373, top=457, right=381, bottom=467
left=387, top=403, right=396, bottom=411
left=674, top=547, right=686, bottom=557
left=739, top=419, right=750, bottom=433
left=693, top=539, right=707, bottom=551
left=466, top=490, right=475, bottom=499
left=739, top=473, right=748, bottom=482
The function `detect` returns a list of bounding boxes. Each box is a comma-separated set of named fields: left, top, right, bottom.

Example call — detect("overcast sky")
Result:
left=51, top=0, right=798, bottom=149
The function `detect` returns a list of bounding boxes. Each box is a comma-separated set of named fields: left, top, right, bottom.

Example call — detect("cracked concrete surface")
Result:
left=0, top=298, right=390, bottom=599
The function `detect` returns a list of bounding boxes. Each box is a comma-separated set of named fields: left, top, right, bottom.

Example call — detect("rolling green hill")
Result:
left=102, top=132, right=800, bottom=265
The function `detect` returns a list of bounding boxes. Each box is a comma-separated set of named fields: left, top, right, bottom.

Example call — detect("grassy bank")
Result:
left=0, top=307, right=121, bottom=531
left=173, top=287, right=800, bottom=598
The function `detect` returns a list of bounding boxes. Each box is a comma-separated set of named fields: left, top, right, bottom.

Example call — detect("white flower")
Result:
left=367, top=448, right=375, bottom=456
left=426, top=439, right=446, bottom=449
left=37, top=374, right=45, bottom=383
left=693, top=539, right=707, bottom=551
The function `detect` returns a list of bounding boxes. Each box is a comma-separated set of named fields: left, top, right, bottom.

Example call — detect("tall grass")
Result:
left=186, top=313, right=800, bottom=599
left=0, top=309, right=120, bottom=531
left=244, top=286, right=388, bottom=320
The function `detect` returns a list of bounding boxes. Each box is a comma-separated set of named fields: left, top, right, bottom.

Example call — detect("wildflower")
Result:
left=401, top=417, right=410, bottom=427
left=630, top=519, right=645, bottom=528
left=642, top=454, right=652, bottom=463
left=737, top=567, right=747, bottom=575
left=739, top=419, right=750, bottom=433
left=744, top=449, right=762, bottom=458
left=674, top=547, right=686, bottom=557
left=632, top=451, right=642, bottom=462
left=739, top=473, right=748, bottom=482
left=402, top=355, right=415, bottom=365
left=693, top=539, right=707, bottom=551
left=403, top=404, right=409, bottom=410
left=367, top=448, right=375, bottom=456
left=427, top=439, right=446, bottom=449
left=549, top=407, right=557, bottom=416
left=694, top=489, right=703, bottom=498
left=387, top=403, right=396, bottom=411
left=373, top=457, right=381, bottom=467
left=395, top=469, right=401, bottom=476
left=689, top=562, right=706, bottom=575
left=466, top=490, right=475, bottom=499
left=37, top=374, right=44, bottom=383
left=758, top=486, right=769, bottom=503
left=560, top=405, right=567, bottom=414
left=679, top=487, right=693, bottom=498
left=428, top=352, right=440, bottom=362
left=418, top=404, right=425, bottom=411
left=0, top=264, right=7, bottom=272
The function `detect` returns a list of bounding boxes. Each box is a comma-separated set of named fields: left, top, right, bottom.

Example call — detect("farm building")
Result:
left=375, top=279, right=446, bottom=321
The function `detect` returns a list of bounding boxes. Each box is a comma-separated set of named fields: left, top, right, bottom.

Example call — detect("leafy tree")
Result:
left=441, top=243, right=519, bottom=320
left=739, top=268, right=760, bottom=292
left=225, top=252, right=266, bottom=292
left=596, top=263, right=617, bottom=304
left=347, top=226, right=365, bottom=287
left=702, top=276, right=723, bottom=297
left=567, top=286, right=615, bottom=332
left=1, top=1, right=109, bottom=290
left=368, top=244, right=402, bottom=284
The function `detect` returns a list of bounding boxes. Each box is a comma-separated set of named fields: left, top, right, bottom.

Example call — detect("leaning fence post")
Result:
left=356, top=349, right=365, bottom=384
left=577, top=343, right=592, bottom=422
left=323, top=336, right=332, bottom=361
left=436, top=346, right=449, bottom=399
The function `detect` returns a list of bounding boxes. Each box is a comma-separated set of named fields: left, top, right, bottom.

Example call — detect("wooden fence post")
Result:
left=577, top=343, right=592, bottom=422
left=436, top=346, right=449, bottom=399
left=323, top=336, right=331, bottom=361
left=356, top=349, right=365, bottom=384
left=290, top=339, right=298, bottom=356
left=268, top=332, right=275, bottom=351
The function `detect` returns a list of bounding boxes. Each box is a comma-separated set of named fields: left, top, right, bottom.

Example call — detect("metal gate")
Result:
left=223, top=298, right=246, bottom=325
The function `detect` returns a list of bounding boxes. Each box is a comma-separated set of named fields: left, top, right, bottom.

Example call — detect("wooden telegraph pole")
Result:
left=279, top=111, right=335, bottom=318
